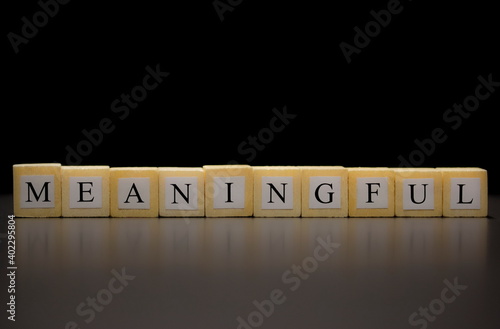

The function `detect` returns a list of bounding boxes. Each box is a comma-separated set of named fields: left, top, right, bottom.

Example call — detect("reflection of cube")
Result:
left=13, top=163, right=62, bottom=217
left=254, top=166, right=301, bottom=217
left=394, top=168, right=442, bottom=217
left=440, top=168, right=488, bottom=217
left=348, top=168, right=395, bottom=217
left=203, top=165, right=253, bottom=217
left=110, top=168, right=158, bottom=217
left=62, top=166, right=110, bottom=217
left=301, top=166, right=348, bottom=217
left=159, top=167, right=205, bottom=217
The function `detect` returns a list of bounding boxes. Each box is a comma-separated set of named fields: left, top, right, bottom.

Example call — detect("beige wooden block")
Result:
left=253, top=166, right=301, bottom=217
left=13, top=163, right=62, bottom=217
left=301, top=166, right=348, bottom=217
left=61, top=166, right=110, bottom=217
left=440, top=168, right=488, bottom=217
left=348, top=168, right=394, bottom=217
left=204, top=165, right=253, bottom=217
left=110, top=167, right=158, bottom=217
left=159, top=167, right=204, bottom=217
left=394, top=168, right=442, bottom=217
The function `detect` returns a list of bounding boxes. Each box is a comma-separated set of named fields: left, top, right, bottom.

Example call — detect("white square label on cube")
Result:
left=450, top=178, right=481, bottom=209
left=261, top=176, right=294, bottom=210
left=20, top=175, right=55, bottom=209
left=69, top=177, right=103, bottom=209
left=309, top=176, right=341, bottom=209
left=356, top=177, right=388, bottom=209
left=213, top=176, right=245, bottom=209
left=402, top=178, right=435, bottom=210
left=118, top=177, right=150, bottom=209
left=165, top=177, right=198, bottom=210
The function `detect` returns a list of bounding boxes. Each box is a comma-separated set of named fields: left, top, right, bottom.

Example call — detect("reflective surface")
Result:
left=1, top=196, right=500, bottom=329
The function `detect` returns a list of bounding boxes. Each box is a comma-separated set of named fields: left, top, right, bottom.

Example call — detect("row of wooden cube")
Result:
left=13, top=164, right=488, bottom=218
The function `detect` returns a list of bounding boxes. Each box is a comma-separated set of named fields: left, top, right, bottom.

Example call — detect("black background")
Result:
left=2, top=0, right=499, bottom=194
left=1, top=2, right=500, bottom=329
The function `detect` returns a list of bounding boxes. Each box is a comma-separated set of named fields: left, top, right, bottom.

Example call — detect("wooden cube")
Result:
left=301, top=166, right=348, bottom=217
left=13, top=163, right=62, bottom=217
left=203, top=165, right=253, bottom=217
left=394, top=168, right=442, bottom=217
left=253, top=166, right=301, bottom=217
left=61, top=166, right=110, bottom=217
left=348, top=168, right=395, bottom=217
left=440, top=168, right=488, bottom=217
left=110, top=167, right=158, bottom=217
left=159, top=167, right=205, bottom=217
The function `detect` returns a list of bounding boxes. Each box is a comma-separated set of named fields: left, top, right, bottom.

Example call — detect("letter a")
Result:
left=339, top=42, right=360, bottom=64
left=7, top=32, right=29, bottom=54
left=124, top=183, right=144, bottom=203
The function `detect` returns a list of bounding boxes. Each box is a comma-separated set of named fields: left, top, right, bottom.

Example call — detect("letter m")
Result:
left=26, top=181, right=51, bottom=202
left=20, top=175, right=55, bottom=208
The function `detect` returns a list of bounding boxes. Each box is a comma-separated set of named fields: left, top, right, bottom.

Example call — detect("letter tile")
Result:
left=394, top=168, right=442, bottom=217
left=348, top=168, right=394, bottom=217
left=110, top=167, right=158, bottom=217
left=301, top=166, right=348, bottom=217
left=61, top=166, right=110, bottom=217
left=253, top=166, right=301, bottom=217
left=439, top=168, right=488, bottom=217
left=159, top=167, right=204, bottom=217
left=204, top=165, right=253, bottom=217
left=13, top=163, right=62, bottom=217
